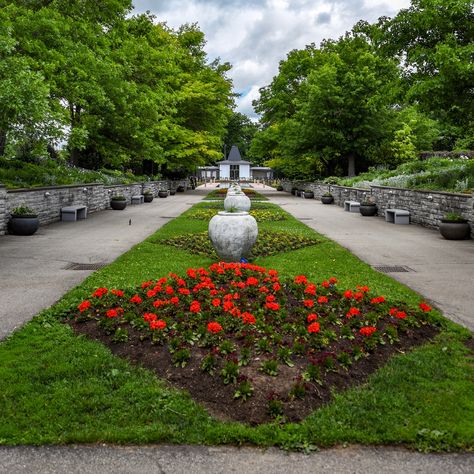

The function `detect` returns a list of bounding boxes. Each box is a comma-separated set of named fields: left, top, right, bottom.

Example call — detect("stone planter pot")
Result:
left=208, top=211, right=258, bottom=262
left=110, top=200, right=127, bottom=210
left=8, top=215, right=39, bottom=235
left=169, top=190, right=176, bottom=196
left=158, top=190, right=169, bottom=198
left=321, top=196, right=334, bottom=204
left=176, top=186, right=185, bottom=192
left=224, top=193, right=251, bottom=212
left=144, top=194, right=154, bottom=203
left=359, top=204, right=377, bottom=216
left=303, top=191, right=314, bottom=199
left=439, top=220, right=471, bottom=240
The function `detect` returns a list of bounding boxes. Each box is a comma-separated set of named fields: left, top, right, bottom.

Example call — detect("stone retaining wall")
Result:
left=282, top=180, right=474, bottom=238
left=0, top=179, right=188, bottom=234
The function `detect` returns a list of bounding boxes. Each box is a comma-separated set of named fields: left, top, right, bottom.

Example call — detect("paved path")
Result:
left=1, top=444, right=473, bottom=474
left=262, top=187, right=474, bottom=332
left=0, top=191, right=203, bottom=340
left=1, top=183, right=473, bottom=473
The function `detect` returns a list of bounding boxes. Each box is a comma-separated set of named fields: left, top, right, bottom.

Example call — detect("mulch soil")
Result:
left=67, top=319, right=438, bottom=425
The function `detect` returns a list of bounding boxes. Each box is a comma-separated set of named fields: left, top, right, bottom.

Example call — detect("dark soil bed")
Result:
left=67, top=319, right=438, bottom=425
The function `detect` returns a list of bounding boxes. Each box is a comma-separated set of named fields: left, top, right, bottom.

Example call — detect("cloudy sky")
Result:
left=132, top=0, right=411, bottom=118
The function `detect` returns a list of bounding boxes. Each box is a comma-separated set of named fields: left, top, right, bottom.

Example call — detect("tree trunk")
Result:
left=0, top=129, right=7, bottom=157
left=347, top=152, right=356, bottom=177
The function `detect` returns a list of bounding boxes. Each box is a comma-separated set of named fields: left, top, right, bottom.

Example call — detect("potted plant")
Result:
left=321, top=192, right=334, bottom=204
left=143, top=190, right=154, bottom=203
left=359, top=197, right=378, bottom=216
left=439, top=212, right=471, bottom=240
left=169, top=189, right=176, bottom=195
left=158, top=189, right=169, bottom=198
left=176, top=185, right=185, bottom=192
left=291, top=187, right=297, bottom=196
left=276, top=185, right=283, bottom=191
left=8, top=205, right=39, bottom=235
left=110, top=195, right=127, bottom=210
left=303, top=189, right=314, bottom=199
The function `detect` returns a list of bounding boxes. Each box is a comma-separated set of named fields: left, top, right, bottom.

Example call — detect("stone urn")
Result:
left=224, top=193, right=251, bottom=212
left=8, top=214, right=39, bottom=235
left=439, top=220, right=471, bottom=240
left=158, top=190, right=169, bottom=198
left=143, top=193, right=154, bottom=203
left=208, top=211, right=258, bottom=262
left=359, top=203, right=378, bottom=216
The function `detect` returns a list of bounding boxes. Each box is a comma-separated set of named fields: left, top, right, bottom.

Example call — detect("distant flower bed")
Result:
left=204, top=189, right=267, bottom=200
left=157, top=230, right=320, bottom=258
left=188, top=208, right=287, bottom=222
left=69, top=262, right=437, bottom=424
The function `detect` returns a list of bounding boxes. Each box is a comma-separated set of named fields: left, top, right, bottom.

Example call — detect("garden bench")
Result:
left=385, top=208, right=410, bottom=225
left=61, top=205, right=87, bottom=222
left=344, top=200, right=360, bottom=213
left=131, top=195, right=144, bottom=205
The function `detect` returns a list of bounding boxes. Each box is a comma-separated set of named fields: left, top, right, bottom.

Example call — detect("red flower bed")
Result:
left=68, top=262, right=437, bottom=424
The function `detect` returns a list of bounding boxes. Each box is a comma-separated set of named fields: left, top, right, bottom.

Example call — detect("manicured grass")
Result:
left=0, top=193, right=472, bottom=450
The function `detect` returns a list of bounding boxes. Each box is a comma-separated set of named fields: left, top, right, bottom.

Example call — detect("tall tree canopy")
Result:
left=0, top=1, right=234, bottom=174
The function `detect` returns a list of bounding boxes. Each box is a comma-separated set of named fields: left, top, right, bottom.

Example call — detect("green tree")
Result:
left=380, top=0, right=474, bottom=148
left=223, top=111, right=258, bottom=161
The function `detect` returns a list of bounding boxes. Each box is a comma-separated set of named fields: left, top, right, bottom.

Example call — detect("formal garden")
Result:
left=0, top=186, right=472, bottom=452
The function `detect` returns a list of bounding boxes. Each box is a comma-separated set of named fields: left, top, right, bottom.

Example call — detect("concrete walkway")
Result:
left=261, top=187, right=474, bottom=332
left=1, top=183, right=473, bottom=473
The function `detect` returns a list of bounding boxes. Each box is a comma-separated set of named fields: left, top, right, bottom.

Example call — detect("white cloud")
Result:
left=132, top=0, right=411, bottom=118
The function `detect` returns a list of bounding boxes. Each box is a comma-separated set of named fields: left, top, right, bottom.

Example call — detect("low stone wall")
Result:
left=282, top=180, right=474, bottom=238
left=0, top=185, right=6, bottom=236
left=0, top=179, right=188, bottom=234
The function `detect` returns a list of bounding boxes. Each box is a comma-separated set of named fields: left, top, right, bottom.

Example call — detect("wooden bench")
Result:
left=131, top=195, right=144, bottom=205
left=344, top=200, right=360, bottom=213
left=61, top=205, right=87, bottom=222
left=385, top=208, right=410, bottom=225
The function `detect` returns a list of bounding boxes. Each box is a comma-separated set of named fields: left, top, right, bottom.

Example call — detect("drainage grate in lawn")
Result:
left=64, top=262, right=107, bottom=271
left=299, top=217, right=313, bottom=221
left=373, top=265, right=414, bottom=273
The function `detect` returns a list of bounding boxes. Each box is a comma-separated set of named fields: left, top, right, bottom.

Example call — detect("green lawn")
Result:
left=0, top=197, right=472, bottom=451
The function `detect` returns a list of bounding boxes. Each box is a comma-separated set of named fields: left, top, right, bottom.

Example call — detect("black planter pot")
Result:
left=291, top=189, right=297, bottom=195
left=303, top=191, right=314, bottom=199
left=296, top=190, right=302, bottom=197
left=8, top=215, right=39, bottom=235
left=359, top=204, right=378, bottom=216
left=176, top=186, right=185, bottom=192
left=110, top=200, right=127, bottom=210
left=158, top=190, right=169, bottom=198
left=439, top=220, right=471, bottom=240
left=144, top=194, right=154, bottom=203
left=321, top=196, right=334, bottom=204
left=169, top=190, right=176, bottom=196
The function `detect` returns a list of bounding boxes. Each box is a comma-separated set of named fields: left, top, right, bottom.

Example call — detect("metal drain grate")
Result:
left=373, top=265, right=414, bottom=273
left=299, top=217, right=313, bottom=221
left=65, top=262, right=107, bottom=271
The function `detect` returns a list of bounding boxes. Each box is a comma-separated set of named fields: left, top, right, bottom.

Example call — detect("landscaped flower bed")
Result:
left=157, top=230, right=320, bottom=258
left=188, top=208, right=288, bottom=222
left=69, top=262, right=437, bottom=424
left=204, top=189, right=268, bottom=200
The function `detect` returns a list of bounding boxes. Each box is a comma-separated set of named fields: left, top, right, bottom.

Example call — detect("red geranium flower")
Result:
left=130, top=295, right=142, bottom=304
left=268, top=269, right=278, bottom=277
left=143, top=312, right=157, bottom=322
left=242, top=313, right=256, bottom=325
left=395, top=311, right=407, bottom=319
left=329, top=277, right=338, bottom=284
left=317, top=296, right=328, bottom=304
left=266, top=294, right=276, bottom=303
left=419, top=302, right=432, bottom=312
left=259, top=286, right=269, bottom=294
left=294, top=275, right=308, bottom=285
left=78, top=300, right=91, bottom=312
left=321, top=281, right=330, bottom=288
left=354, top=291, right=364, bottom=301
left=92, top=287, right=108, bottom=298
left=265, top=302, right=280, bottom=311
left=344, top=290, right=353, bottom=299
left=186, top=268, right=197, bottom=279
left=150, top=319, right=166, bottom=330
left=346, top=307, right=361, bottom=318
left=307, top=313, right=318, bottom=322
left=246, top=277, right=259, bottom=286
left=170, top=296, right=179, bottom=305
left=223, top=301, right=234, bottom=311
left=106, top=308, right=122, bottom=318
left=207, top=321, right=223, bottom=333
left=304, top=284, right=317, bottom=295
left=190, top=300, right=201, bottom=313
left=371, top=296, right=385, bottom=304
left=141, top=281, right=153, bottom=289
left=273, top=282, right=281, bottom=292
left=303, top=299, right=314, bottom=308
left=212, top=298, right=221, bottom=307
left=308, top=322, right=320, bottom=333
left=146, top=289, right=157, bottom=298
left=111, top=289, right=124, bottom=297
left=179, top=288, right=190, bottom=295
left=360, top=326, right=377, bottom=336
